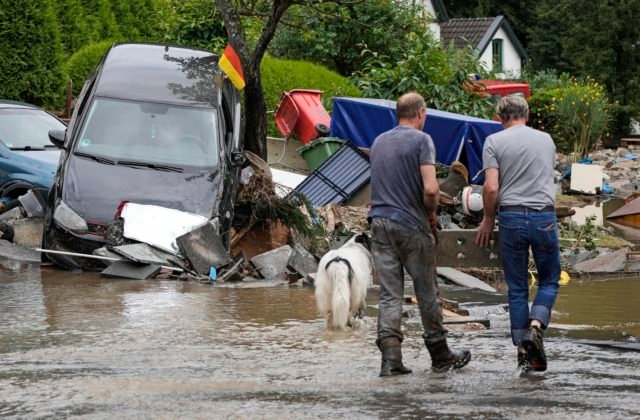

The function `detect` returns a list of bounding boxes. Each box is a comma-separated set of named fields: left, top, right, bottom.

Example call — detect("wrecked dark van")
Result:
left=43, top=43, right=243, bottom=269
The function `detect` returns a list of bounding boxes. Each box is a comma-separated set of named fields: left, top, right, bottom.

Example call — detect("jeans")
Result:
left=498, top=210, right=561, bottom=346
left=370, top=217, right=447, bottom=347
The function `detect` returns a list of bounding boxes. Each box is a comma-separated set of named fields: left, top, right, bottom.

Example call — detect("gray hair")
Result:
left=496, top=96, right=529, bottom=122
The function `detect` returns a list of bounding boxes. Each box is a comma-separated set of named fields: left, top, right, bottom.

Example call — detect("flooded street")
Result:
left=2, top=260, right=640, bottom=419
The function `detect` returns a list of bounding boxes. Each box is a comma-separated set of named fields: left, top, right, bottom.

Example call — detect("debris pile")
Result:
left=0, top=189, right=47, bottom=262
left=556, top=145, right=640, bottom=195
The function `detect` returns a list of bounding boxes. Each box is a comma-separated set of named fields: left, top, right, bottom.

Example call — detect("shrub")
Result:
left=352, top=31, right=494, bottom=119
left=524, top=69, right=574, bottom=93
left=65, top=40, right=114, bottom=95
left=261, top=56, right=362, bottom=137
left=530, top=79, right=610, bottom=157
left=0, top=0, right=64, bottom=107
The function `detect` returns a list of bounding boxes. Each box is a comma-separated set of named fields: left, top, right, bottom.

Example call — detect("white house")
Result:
left=417, top=0, right=528, bottom=78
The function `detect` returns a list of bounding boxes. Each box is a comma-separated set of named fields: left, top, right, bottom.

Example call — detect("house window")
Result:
left=492, top=39, right=503, bottom=72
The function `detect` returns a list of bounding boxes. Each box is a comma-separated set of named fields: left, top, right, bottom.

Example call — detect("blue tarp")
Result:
left=330, top=97, right=503, bottom=183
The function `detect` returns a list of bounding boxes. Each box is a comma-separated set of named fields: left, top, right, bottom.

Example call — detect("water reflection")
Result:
left=569, top=197, right=640, bottom=245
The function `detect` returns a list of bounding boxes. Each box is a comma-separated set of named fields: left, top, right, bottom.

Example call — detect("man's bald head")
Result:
left=396, top=92, right=426, bottom=120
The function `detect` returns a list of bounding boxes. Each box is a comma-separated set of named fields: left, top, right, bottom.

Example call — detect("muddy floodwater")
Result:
left=1, top=260, right=640, bottom=419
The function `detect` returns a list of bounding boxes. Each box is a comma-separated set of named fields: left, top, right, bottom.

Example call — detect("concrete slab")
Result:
left=101, top=261, right=162, bottom=280
left=0, top=239, right=40, bottom=262
left=566, top=250, right=598, bottom=266
left=0, top=207, right=23, bottom=222
left=176, top=222, right=232, bottom=276
left=93, top=247, right=123, bottom=260
left=6, top=217, right=43, bottom=248
left=437, top=267, right=497, bottom=292
left=286, top=243, right=318, bottom=277
left=112, top=243, right=172, bottom=265
left=250, top=245, right=293, bottom=279
left=573, top=248, right=629, bottom=273
left=436, top=229, right=501, bottom=268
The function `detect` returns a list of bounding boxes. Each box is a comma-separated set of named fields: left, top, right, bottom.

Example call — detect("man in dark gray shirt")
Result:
left=369, top=92, right=471, bottom=376
left=476, top=96, right=560, bottom=373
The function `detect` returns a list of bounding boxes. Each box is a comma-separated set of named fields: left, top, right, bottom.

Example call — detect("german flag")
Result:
left=218, top=44, right=245, bottom=90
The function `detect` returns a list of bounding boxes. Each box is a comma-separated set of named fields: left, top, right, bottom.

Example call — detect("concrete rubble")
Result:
left=558, top=145, right=640, bottom=194
left=573, top=247, right=630, bottom=273
left=250, top=245, right=294, bottom=280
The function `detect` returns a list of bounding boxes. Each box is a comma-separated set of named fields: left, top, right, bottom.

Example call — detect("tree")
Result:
left=81, top=0, right=121, bottom=41
left=214, top=0, right=358, bottom=160
left=270, top=0, right=427, bottom=76
left=160, top=0, right=228, bottom=51
left=0, top=0, right=64, bottom=106
left=441, top=0, right=535, bottom=48
left=56, top=0, right=92, bottom=56
left=529, top=0, right=640, bottom=110
left=111, top=0, right=139, bottom=39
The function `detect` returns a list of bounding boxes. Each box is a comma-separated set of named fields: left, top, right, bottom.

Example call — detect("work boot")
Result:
left=517, top=345, right=531, bottom=372
left=378, top=338, right=413, bottom=377
left=521, top=325, right=547, bottom=372
left=427, top=340, right=471, bottom=372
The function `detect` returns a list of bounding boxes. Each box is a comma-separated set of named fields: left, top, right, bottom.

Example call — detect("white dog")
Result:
left=315, top=233, right=373, bottom=330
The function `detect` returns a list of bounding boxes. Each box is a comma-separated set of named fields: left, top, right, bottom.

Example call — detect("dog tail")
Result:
left=326, top=259, right=352, bottom=330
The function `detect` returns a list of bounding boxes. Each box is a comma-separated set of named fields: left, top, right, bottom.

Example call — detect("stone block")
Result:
left=250, top=245, right=293, bottom=279
left=573, top=248, right=629, bottom=273
left=176, top=222, right=232, bottom=276
left=286, top=243, right=318, bottom=277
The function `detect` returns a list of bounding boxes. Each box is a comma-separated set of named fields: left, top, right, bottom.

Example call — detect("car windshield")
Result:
left=75, top=98, right=220, bottom=169
left=0, top=108, right=65, bottom=149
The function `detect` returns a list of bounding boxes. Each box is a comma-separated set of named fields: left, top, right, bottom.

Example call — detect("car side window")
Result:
left=221, top=98, right=234, bottom=152
left=66, top=73, right=97, bottom=144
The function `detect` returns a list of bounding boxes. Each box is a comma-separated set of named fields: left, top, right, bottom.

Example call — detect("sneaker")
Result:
left=521, top=325, right=547, bottom=372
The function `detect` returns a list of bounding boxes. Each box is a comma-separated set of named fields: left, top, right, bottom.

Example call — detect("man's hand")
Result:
left=428, top=213, right=438, bottom=245
left=475, top=216, right=495, bottom=247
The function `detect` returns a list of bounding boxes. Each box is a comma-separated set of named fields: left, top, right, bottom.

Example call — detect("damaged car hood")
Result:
left=62, top=155, right=223, bottom=225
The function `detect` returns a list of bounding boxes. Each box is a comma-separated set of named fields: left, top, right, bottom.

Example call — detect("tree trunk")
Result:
left=215, top=0, right=291, bottom=160
left=243, top=66, right=268, bottom=159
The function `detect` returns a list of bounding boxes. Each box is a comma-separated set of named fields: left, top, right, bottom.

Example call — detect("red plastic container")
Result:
left=274, top=89, right=331, bottom=144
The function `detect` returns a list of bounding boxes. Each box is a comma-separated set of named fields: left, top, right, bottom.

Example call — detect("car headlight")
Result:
left=53, top=200, right=89, bottom=233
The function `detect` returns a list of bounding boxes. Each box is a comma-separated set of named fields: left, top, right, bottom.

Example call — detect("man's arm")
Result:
left=475, top=168, right=499, bottom=247
left=420, top=164, right=440, bottom=216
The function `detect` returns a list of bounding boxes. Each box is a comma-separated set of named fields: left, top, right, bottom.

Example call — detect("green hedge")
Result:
left=65, top=40, right=114, bottom=96
left=261, top=56, right=362, bottom=137
left=0, top=0, right=64, bottom=107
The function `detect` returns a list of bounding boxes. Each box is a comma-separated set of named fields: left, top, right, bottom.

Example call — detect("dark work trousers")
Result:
left=371, top=217, right=447, bottom=347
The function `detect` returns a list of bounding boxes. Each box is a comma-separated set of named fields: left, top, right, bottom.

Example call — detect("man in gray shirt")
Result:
left=369, top=92, right=470, bottom=376
left=476, top=96, right=560, bottom=373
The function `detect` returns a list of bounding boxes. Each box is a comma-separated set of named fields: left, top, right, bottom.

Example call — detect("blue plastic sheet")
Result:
left=330, top=97, right=503, bottom=184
